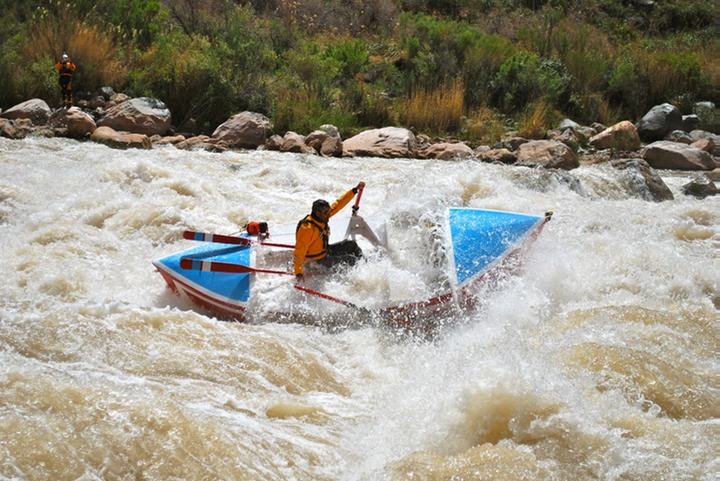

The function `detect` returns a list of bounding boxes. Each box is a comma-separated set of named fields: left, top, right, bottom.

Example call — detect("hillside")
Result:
left=0, top=0, right=717, bottom=140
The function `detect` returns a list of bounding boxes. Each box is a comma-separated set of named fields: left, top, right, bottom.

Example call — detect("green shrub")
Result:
left=398, top=12, right=486, bottom=89
left=490, top=51, right=572, bottom=114
left=462, top=34, right=515, bottom=109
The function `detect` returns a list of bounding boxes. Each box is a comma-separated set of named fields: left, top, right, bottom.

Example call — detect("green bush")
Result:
left=490, top=51, right=573, bottom=114
left=398, top=12, right=486, bottom=89
left=462, top=34, right=514, bottom=109
left=270, top=39, right=358, bottom=134
left=125, top=5, right=276, bottom=134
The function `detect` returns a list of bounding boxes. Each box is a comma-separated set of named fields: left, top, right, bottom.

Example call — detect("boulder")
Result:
left=610, top=158, right=674, bottom=202
left=693, top=101, right=719, bottom=133
left=665, top=130, right=692, bottom=144
left=479, top=148, right=516, bottom=164
left=98, top=97, right=171, bottom=136
left=305, top=130, right=331, bottom=152
left=636, top=103, right=684, bottom=142
left=690, top=138, right=716, bottom=155
left=515, top=140, right=579, bottom=170
left=496, top=136, right=529, bottom=151
left=548, top=127, right=586, bottom=149
left=98, top=86, right=116, bottom=100
left=0, top=118, right=34, bottom=139
left=558, top=118, right=581, bottom=130
left=343, top=127, right=417, bottom=158
left=48, top=107, right=96, bottom=138
left=689, top=130, right=720, bottom=156
left=211, top=111, right=273, bottom=149
left=90, top=126, right=152, bottom=150
left=0, top=99, right=52, bottom=125
left=151, top=134, right=186, bottom=145
left=320, top=137, right=343, bottom=157
left=641, top=141, right=717, bottom=170
left=589, top=120, right=641, bottom=151
left=175, top=135, right=227, bottom=153
left=682, top=174, right=718, bottom=198
left=265, top=134, right=283, bottom=151
left=281, top=131, right=315, bottom=154
left=319, top=124, right=340, bottom=138
left=419, top=142, right=475, bottom=160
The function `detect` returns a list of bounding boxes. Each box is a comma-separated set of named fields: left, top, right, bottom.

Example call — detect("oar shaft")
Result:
left=294, top=284, right=360, bottom=309
left=183, top=230, right=294, bottom=249
left=180, top=258, right=293, bottom=275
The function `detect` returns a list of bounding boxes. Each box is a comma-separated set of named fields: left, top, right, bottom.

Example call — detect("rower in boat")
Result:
left=293, top=182, right=365, bottom=283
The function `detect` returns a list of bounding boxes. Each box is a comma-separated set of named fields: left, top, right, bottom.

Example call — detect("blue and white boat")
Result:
left=153, top=206, right=552, bottom=332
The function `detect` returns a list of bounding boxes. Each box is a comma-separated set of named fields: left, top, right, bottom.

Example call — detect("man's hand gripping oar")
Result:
left=343, top=182, right=384, bottom=247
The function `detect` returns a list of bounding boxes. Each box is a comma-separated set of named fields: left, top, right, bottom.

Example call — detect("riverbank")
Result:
left=1, top=95, right=718, bottom=200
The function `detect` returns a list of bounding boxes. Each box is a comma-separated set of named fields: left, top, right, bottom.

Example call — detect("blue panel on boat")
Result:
left=157, top=242, right=252, bottom=302
left=449, top=208, right=540, bottom=285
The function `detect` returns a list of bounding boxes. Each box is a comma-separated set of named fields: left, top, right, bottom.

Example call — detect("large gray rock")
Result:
left=610, top=158, right=674, bottom=201
left=693, top=101, right=719, bottom=133
left=343, top=127, right=417, bottom=158
left=212, top=111, right=273, bottom=149
left=682, top=174, right=718, bottom=198
left=49, top=107, right=96, bottom=138
left=0, top=99, right=52, bottom=125
left=98, top=97, right=171, bottom=136
left=636, top=103, right=684, bottom=142
left=641, top=141, right=717, bottom=170
left=515, top=140, right=579, bottom=170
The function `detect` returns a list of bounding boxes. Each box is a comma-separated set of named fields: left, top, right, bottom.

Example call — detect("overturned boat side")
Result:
left=153, top=241, right=254, bottom=321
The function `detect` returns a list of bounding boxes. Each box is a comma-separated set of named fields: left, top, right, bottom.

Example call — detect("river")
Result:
left=1, top=137, right=717, bottom=480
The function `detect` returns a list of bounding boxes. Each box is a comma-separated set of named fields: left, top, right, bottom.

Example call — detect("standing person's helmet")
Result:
left=62, top=53, right=69, bottom=60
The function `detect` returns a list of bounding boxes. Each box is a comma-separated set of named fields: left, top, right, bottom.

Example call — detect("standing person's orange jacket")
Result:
left=293, top=189, right=356, bottom=276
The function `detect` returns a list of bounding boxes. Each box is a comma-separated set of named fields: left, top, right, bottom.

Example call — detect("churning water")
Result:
left=0, top=137, right=718, bottom=480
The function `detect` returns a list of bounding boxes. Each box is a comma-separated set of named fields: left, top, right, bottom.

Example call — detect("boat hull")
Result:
left=153, top=208, right=550, bottom=330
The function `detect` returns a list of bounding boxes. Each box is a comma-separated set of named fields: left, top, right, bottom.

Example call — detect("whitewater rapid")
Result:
left=0, top=137, right=717, bottom=480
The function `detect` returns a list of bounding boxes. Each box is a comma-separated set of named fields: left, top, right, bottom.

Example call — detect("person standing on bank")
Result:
left=55, top=53, right=76, bottom=107
left=294, top=183, right=365, bottom=283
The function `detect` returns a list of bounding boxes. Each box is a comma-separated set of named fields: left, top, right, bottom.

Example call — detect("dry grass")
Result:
left=518, top=99, right=562, bottom=139
left=462, top=106, right=507, bottom=146
left=25, top=6, right=125, bottom=92
left=402, top=80, right=465, bottom=134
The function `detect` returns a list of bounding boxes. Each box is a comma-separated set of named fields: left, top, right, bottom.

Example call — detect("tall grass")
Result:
left=402, top=80, right=465, bottom=134
left=518, top=99, right=563, bottom=139
left=462, top=106, right=507, bottom=146
left=25, top=6, right=125, bottom=94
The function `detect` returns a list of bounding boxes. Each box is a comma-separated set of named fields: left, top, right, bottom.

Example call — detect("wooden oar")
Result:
left=179, top=258, right=293, bottom=275
left=183, top=230, right=295, bottom=249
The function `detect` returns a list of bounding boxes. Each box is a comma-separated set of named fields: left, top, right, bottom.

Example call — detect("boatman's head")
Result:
left=312, top=199, right=331, bottom=222
left=312, top=199, right=330, bottom=213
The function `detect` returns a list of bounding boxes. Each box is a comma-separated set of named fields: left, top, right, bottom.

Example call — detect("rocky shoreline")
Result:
left=1, top=92, right=718, bottom=200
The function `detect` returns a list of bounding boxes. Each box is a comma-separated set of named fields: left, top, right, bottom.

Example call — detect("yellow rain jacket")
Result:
left=293, top=189, right=355, bottom=275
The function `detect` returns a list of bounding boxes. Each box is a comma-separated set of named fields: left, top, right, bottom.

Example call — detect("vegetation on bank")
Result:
left=1, top=0, right=717, bottom=144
